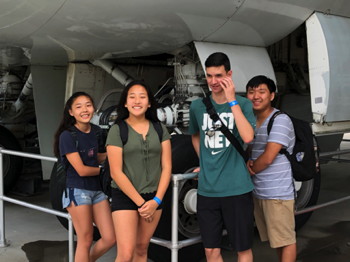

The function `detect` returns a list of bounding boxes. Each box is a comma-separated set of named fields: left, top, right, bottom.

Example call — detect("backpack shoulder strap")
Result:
left=90, top=123, right=100, bottom=136
left=202, top=95, right=248, bottom=162
left=117, top=120, right=128, bottom=146
left=267, top=111, right=285, bottom=135
left=267, top=111, right=290, bottom=155
left=202, top=96, right=221, bottom=123
left=60, top=127, right=78, bottom=171
left=90, top=123, right=106, bottom=152
left=68, top=126, right=78, bottom=149
left=151, top=121, right=163, bottom=142
left=116, top=120, right=163, bottom=146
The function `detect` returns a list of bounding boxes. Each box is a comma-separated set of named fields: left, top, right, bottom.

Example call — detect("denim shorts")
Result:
left=62, top=188, right=108, bottom=208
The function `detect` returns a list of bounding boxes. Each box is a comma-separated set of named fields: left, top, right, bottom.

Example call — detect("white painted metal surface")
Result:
left=307, top=12, right=350, bottom=123
left=2, top=0, right=349, bottom=65
left=194, top=41, right=276, bottom=93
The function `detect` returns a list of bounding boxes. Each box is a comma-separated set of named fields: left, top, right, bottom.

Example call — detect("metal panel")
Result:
left=307, top=12, right=350, bottom=123
left=194, top=41, right=275, bottom=93
left=4, top=0, right=350, bottom=63
left=31, top=66, right=67, bottom=180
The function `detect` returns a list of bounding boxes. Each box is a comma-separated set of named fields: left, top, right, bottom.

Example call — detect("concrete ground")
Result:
left=1, top=136, right=350, bottom=262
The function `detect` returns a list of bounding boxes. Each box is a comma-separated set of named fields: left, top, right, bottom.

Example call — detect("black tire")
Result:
left=49, top=163, right=101, bottom=240
left=294, top=137, right=321, bottom=230
left=294, top=171, right=321, bottom=230
left=0, top=125, right=23, bottom=193
left=149, top=135, right=205, bottom=262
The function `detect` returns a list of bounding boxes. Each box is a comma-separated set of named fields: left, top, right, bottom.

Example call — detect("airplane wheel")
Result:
left=49, top=163, right=101, bottom=240
left=149, top=135, right=205, bottom=262
left=294, top=136, right=321, bottom=230
left=294, top=172, right=321, bottom=230
left=0, top=125, right=23, bottom=193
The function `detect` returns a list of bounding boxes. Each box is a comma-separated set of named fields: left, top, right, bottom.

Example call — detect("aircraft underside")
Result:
left=1, top=1, right=350, bottom=260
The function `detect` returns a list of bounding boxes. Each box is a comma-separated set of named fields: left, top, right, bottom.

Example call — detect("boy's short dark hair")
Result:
left=246, top=75, right=277, bottom=93
left=205, top=52, right=231, bottom=72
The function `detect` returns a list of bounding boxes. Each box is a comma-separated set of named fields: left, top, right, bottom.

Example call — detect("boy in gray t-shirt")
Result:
left=246, top=75, right=297, bottom=262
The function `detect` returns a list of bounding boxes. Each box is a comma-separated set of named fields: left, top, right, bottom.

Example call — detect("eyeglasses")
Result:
left=205, top=121, right=222, bottom=137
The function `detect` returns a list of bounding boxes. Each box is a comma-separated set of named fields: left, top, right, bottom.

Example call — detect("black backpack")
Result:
left=267, top=111, right=318, bottom=181
left=100, top=120, right=163, bottom=198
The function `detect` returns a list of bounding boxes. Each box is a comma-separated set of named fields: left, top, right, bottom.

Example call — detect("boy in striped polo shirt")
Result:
left=246, top=75, right=297, bottom=262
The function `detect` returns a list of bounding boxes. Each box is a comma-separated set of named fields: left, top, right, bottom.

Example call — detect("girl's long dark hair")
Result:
left=115, top=80, right=159, bottom=123
left=53, top=92, right=95, bottom=157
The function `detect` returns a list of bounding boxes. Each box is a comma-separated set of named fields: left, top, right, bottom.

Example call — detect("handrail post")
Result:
left=0, top=147, right=9, bottom=247
left=0, top=148, right=74, bottom=257
left=171, top=176, right=179, bottom=262
left=68, top=215, right=74, bottom=262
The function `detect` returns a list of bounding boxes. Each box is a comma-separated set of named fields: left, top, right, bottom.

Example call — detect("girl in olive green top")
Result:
left=106, top=80, right=172, bottom=262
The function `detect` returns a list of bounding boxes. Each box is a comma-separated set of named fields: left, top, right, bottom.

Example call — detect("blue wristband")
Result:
left=153, top=196, right=162, bottom=205
left=228, top=100, right=238, bottom=107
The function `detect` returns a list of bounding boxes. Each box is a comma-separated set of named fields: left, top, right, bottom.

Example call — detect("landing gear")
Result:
left=295, top=136, right=321, bottom=230
left=294, top=172, right=321, bottom=230
left=149, top=135, right=205, bottom=262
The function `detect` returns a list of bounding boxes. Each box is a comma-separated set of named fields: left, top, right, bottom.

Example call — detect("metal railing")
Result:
left=0, top=146, right=202, bottom=262
left=0, top=148, right=74, bottom=262
left=2, top=147, right=350, bottom=262
left=150, top=172, right=201, bottom=262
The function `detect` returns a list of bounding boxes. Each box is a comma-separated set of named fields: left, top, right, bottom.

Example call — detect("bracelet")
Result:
left=228, top=100, right=238, bottom=107
left=138, top=201, right=146, bottom=209
left=153, top=196, right=162, bottom=205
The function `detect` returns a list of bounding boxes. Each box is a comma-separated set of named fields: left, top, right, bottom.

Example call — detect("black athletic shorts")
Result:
left=197, top=192, right=254, bottom=251
left=111, top=188, right=163, bottom=212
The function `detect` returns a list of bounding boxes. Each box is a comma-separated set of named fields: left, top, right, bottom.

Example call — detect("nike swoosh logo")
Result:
left=211, top=150, right=223, bottom=155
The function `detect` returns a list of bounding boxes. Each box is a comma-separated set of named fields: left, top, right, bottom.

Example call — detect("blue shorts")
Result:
left=62, top=188, right=108, bottom=208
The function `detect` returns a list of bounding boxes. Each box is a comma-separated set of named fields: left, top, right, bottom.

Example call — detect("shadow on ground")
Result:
left=22, top=240, right=71, bottom=262
left=297, top=221, right=350, bottom=262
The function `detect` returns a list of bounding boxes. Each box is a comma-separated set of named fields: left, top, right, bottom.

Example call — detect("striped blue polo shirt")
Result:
left=251, top=109, right=295, bottom=200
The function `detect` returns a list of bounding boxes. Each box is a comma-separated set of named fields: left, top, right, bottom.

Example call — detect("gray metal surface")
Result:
left=2, top=1, right=349, bottom=64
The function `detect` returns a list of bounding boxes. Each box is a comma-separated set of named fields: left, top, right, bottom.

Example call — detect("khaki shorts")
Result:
left=253, top=197, right=296, bottom=248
